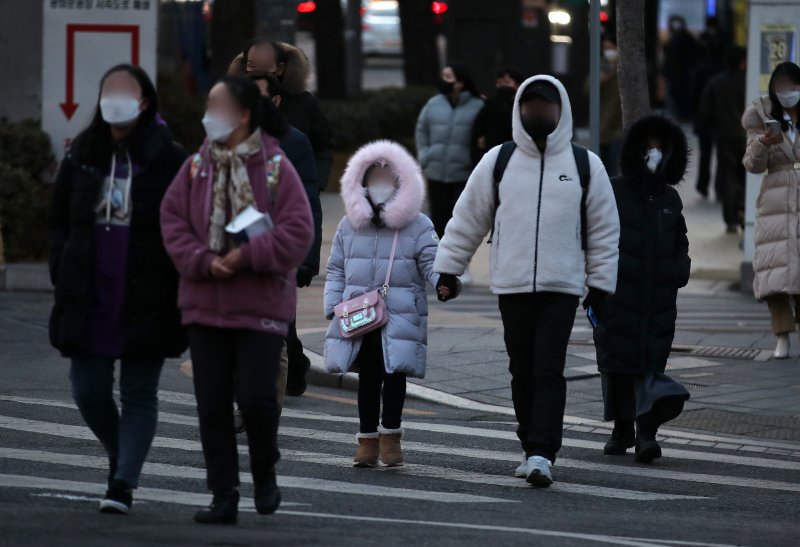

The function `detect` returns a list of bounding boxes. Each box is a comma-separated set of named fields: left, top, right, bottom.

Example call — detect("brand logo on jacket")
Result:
left=558, top=174, right=574, bottom=182
left=663, top=208, right=673, bottom=215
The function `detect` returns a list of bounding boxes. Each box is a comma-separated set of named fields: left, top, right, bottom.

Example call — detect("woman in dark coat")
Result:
left=590, top=115, right=691, bottom=464
left=48, top=64, right=187, bottom=513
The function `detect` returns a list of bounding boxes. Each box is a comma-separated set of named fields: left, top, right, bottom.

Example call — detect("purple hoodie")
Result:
left=160, top=132, right=313, bottom=336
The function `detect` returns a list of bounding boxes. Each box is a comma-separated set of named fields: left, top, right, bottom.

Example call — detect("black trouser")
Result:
left=286, top=320, right=306, bottom=379
left=602, top=372, right=687, bottom=437
left=188, top=325, right=283, bottom=493
left=428, top=180, right=467, bottom=237
left=716, top=137, right=746, bottom=228
left=499, top=292, right=578, bottom=463
left=355, top=330, right=407, bottom=433
left=695, top=130, right=714, bottom=196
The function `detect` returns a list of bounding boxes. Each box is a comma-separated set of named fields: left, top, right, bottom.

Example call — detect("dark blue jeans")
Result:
left=69, top=357, right=164, bottom=489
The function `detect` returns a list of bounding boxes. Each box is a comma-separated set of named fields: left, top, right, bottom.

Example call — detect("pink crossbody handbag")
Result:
left=334, top=231, right=400, bottom=339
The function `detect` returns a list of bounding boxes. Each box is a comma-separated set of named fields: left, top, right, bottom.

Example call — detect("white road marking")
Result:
left=0, top=447, right=513, bottom=504
left=1, top=414, right=797, bottom=496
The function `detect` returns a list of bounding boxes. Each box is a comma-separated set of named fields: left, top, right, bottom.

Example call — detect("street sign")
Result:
left=41, top=1, right=157, bottom=163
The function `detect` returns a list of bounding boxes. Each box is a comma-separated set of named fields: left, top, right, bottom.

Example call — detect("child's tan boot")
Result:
left=353, top=432, right=380, bottom=468
left=379, top=427, right=404, bottom=467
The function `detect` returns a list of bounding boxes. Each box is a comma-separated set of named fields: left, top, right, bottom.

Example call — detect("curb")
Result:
left=303, top=348, right=800, bottom=454
left=0, top=263, right=52, bottom=292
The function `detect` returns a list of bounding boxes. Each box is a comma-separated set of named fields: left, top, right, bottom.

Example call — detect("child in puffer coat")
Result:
left=324, top=140, right=443, bottom=467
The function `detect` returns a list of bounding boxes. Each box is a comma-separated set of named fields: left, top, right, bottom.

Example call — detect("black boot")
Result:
left=194, top=489, right=239, bottom=525
left=603, top=420, right=636, bottom=455
left=635, top=414, right=662, bottom=464
left=254, top=468, right=281, bottom=515
left=286, top=353, right=311, bottom=397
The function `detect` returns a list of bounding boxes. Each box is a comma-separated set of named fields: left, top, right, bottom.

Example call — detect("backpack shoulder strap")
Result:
left=572, top=143, right=591, bottom=251
left=489, top=141, right=517, bottom=242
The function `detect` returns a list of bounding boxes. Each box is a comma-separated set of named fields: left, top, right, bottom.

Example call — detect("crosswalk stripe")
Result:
left=4, top=394, right=796, bottom=470
left=1, top=414, right=798, bottom=495
left=0, top=473, right=308, bottom=509
left=0, top=473, right=730, bottom=547
left=0, top=447, right=512, bottom=504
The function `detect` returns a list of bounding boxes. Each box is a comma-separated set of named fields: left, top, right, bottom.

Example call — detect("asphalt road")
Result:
left=1, top=293, right=799, bottom=546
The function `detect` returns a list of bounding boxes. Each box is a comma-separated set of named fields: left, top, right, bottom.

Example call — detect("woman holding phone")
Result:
left=743, top=62, right=800, bottom=359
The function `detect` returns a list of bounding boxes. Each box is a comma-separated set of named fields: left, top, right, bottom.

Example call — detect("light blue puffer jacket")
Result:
left=415, top=91, right=484, bottom=183
left=324, top=141, right=438, bottom=378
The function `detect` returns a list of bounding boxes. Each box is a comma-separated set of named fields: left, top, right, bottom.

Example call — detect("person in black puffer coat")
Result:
left=589, top=114, right=691, bottom=464
left=48, top=64, right=187, bottom=513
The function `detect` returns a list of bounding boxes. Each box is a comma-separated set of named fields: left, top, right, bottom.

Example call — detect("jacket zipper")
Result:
left=532, top=155, right=546, bottom=291
left=372, top=230, right=379, bottom=288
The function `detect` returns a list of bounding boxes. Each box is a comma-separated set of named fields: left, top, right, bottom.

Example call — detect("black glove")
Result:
left=436, top=274, right=462, bottom=302
left=296, top=266, right=315, bottom=288
left=582, top=287, right=608, bottom=321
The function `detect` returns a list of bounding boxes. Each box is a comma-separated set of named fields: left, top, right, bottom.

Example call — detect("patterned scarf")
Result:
left=208, top=129, right=263, bottom=253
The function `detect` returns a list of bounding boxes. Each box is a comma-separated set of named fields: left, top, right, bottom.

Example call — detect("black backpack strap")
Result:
left=572, top=143, right=591, bottom=251
left=489, top=141, right=517, bottom=242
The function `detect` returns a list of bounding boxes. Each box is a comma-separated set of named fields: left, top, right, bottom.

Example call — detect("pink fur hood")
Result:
left=339, top=140, right=425, bottom=230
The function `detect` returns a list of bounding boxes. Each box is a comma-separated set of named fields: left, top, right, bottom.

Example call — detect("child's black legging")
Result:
left=355, top=330, right=407, bottom=433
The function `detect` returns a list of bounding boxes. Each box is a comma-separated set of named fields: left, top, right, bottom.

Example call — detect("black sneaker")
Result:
left=285, top=353, right=311, bottom=397
left=254, top=467, right=281, bottom=515
left=99, top=479, right=132, bottom=514
left=635, top=437, right=663, bottom=464
left=194, top=489, right=239, bottom=525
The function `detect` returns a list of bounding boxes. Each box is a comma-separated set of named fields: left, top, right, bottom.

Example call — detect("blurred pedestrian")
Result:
left=591, top=115, right=691, bottom=464
left=240, top=38, right=332, bottom=395
left=434, top=76, right=620, bottom=487
left=415, top=62, right=484, bottom=239
left=48, top=64, right=187, bottom=514
left=472, top=66, right=524, bottom=164
left=161, top=76, right=313, bottom=524
left=663, top=15, right=700, bottom=121
left=742, top=61, right=800, bottom=359
left=323, top=141, right=439, bottom=468
left=699, top=45, right=747, bottom=232
left=692, top=16, right=728, bottom=199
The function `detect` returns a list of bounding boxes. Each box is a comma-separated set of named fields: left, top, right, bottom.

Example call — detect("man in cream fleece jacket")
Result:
left=434, top=75, right=620, bottom=488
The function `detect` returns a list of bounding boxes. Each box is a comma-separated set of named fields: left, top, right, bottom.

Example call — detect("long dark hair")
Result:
left=73, top=64, right=158, bottom=166
left=447, top=62, right=481, bottom=98
left=768, top=62, right=800, bottom=131
left=217, top=75, right=289, bottom=138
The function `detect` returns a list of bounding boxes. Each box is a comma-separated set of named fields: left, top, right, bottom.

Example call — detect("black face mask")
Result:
left=439, top=80, right=456, bottom=95
left=521, top=115, right=557, bottom=140
left=495, top=86, right=517, bottom=102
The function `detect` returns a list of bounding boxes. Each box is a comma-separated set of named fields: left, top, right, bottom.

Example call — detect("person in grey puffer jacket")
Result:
left=415, top=63, right=484, bottom=237
left=324, top=140, right=439, bottom=469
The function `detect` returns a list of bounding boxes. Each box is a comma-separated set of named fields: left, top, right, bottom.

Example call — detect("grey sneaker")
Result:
left=526, top=456, right=553, bottom=488
left=513, top=455, right=529, bottom=478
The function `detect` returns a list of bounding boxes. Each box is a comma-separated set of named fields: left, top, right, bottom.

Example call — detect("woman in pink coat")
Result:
left=161, top=75, right=313, bottom=525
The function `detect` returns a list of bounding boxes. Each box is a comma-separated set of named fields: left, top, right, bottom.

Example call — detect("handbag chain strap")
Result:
left=381, top=230, right=400, bottom=297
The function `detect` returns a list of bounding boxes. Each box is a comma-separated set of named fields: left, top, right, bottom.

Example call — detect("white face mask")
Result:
left=603, top=49, right=619, bottom=62
left=644, top=148, right=663, bottom=174
left=367, top=180, right=396, bottom=205
left=99, top=95, right=141, bottom=126
left=202, top=112, right=236, bottom=143
left=776, top=90, right=800, bottom=109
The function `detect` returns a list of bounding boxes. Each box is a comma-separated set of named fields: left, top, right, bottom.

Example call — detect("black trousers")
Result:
left=716, top=138, right=746, bottom=228
left=498, top=292, right=578, bottom=463
left=355, top=331, right=407, bottom=433
left=428, top=180, right=467, bottom=237
left=602, top=372, right=687, bottom=436
left=695, top=130, right=714, bottom=196
left=286, top=320, right=307, bottom=379
left=188, top=325, right=283, bottom=492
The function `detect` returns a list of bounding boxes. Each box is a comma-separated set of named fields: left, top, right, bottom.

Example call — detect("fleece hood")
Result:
left=512, top=75, right=574, bottom=157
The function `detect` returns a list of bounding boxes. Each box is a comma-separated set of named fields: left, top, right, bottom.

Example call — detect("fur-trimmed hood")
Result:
left=340, top=140, right=425, bottom=230
left=279, top=42, right=310, bottom=95
left=620, top=115, right=688, bottom=186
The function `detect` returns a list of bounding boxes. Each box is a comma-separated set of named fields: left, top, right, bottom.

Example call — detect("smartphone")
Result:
left=587, top=306, right=599, bottom=329
left=765, top=119, right=782, bottom=136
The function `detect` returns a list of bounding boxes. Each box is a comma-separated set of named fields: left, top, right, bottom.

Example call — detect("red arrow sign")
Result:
left=60, top=24, right=140, bottom=120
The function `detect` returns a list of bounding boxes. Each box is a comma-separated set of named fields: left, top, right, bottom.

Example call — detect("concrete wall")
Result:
left=0, top=2, right=43, bottom=122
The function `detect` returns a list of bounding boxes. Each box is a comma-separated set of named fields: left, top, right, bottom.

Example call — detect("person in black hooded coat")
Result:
left=590, top=115, right=691, bottom=464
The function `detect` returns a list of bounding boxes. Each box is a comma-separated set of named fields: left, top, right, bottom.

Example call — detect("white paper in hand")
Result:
left=225, top=205, right=273, bottom=244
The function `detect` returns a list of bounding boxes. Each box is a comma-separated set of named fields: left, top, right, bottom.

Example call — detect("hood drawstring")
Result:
left=105, top=150, right=133, bottom=231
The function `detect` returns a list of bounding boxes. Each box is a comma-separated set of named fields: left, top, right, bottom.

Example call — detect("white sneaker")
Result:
left=774, top=334, right=790, bottom=359
left=526, top=456, right=553, bottom=488
left=513, top=454, right=528, bottom=478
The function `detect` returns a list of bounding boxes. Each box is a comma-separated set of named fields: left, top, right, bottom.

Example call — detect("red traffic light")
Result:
left=297, top=1, right=316, bottom=14
left=432, top=2, right=448, bottom=15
